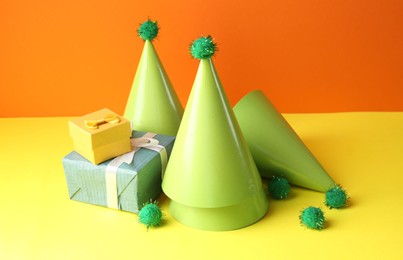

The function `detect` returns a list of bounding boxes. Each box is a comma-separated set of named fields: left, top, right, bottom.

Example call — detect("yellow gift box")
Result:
left=69, top=108, right=132, bottom=164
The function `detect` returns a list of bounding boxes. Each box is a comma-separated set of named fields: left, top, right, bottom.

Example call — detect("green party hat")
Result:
left=161, top=36, right=268, bottom=231
left=124, top=19, right=183, bottom=136
left=233, top=90, right=335, bottom=192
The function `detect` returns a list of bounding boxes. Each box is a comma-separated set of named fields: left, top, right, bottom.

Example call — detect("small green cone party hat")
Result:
left=124, top=19, right=183, bottom=136
left=162, top=36, right=268, bottom=231
left=233, top=90, right=335, bottom=192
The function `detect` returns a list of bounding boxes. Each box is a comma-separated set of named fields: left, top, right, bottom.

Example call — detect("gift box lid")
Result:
left=69, top=108, right=131, bottom=149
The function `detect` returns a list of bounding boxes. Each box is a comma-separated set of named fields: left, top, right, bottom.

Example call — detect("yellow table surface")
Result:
left=1, top=112, right=402, bottom=259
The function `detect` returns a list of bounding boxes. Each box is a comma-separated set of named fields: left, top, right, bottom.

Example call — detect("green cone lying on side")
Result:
left=234, top=90, right=335, bottom=192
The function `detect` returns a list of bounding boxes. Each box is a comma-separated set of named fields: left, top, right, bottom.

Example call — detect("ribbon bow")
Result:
left=104, top=133, right=168, bottom=210
left=84, top=114, right=120, bottom=129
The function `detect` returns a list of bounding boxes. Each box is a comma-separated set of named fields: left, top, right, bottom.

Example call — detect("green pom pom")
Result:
left=325, top=185, right=348, bottom=209
left=300, top=206, right=325, bottom=230
left=138, top=202, right=162, bottom=229
left=190, top=35, right=217, bottom=59
left=268, top=176, right=291, bottom=200
left=137, top=19, right=159, bottom=41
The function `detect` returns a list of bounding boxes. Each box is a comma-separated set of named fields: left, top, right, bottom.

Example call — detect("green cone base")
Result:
left=234, top=90, right=335, bottom=192
left=169, top=190, right=269, bottom=231
left=124, top=40, right=183, bottom=136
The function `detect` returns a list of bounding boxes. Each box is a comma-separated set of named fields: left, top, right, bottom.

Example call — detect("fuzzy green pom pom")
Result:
left=190, top=35, right=217, bottom=59
left=137, top=19, right=159, bottom=41
left=268, top=176, right=291, bottom=200
left=300, top=206, right=325, bottom=230
left=138, top=202, right=162, bottom=229
left=325, top=185, right=348, bottom=209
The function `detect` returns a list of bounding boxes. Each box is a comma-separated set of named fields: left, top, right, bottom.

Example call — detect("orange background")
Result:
left=1, top=0, right=402, bottom=117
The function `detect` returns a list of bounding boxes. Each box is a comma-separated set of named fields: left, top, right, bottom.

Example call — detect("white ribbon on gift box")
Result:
left=104, top=133, right=168, bottom=209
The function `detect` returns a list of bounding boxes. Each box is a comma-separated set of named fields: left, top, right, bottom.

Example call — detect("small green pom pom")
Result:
left=190, top=35, right=217, bottom=59
left=268, top=176, right=291, bottom=200
left=137, top=19, right=159, bottom=41
left=325, top=185, right=348, bottom=209
left=138, top=202, right=162, bottom=229
left=300, top=206, right=325, bottom=230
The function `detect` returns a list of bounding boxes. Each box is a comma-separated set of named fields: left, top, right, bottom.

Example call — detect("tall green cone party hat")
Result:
left=124, top=19, right=183, bottom=136
left=161, top=36, right=268, bottom=231
left=233, top=90, right=335, bottom=192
